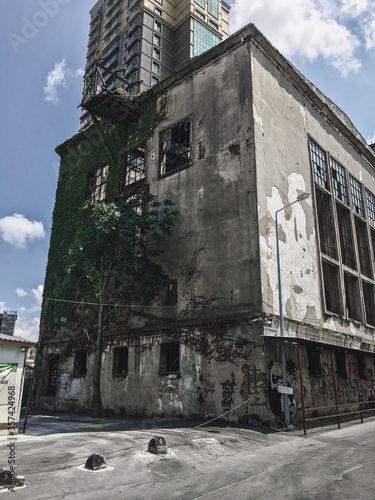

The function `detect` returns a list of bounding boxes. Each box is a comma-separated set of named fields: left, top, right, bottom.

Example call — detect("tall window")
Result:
left=87, top=166, right=108, bottom=203
left=330, top=158, right=348, bottom=204
left=113, top=347, right=128, bottom=376
left=73, top=351, right=87, bottom=377
left=310, top=139, right=329, bottom=190
left=121, top=147, right=146, bottom=192
left=366, top=190, right=375, bottom=227
left=159, top=343, right=180, bottom=373
left=154, top=20, right=162, bottom=33
left=194, top=20, right=220, bottom=57
left=315, top=187, right=337, bottom=259
left=208, top=0, right=219, bottom=17
left=350, top=175, right=364, bottom=217
left=159, top=118, right=191, bottom=176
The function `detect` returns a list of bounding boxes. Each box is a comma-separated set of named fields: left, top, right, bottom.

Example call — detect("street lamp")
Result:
left=275, top=192, right=310, bottom=428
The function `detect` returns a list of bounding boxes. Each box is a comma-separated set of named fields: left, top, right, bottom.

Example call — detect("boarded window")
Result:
left=159, top=343, right=180, bottom=373
left=113, top=347, right=128, bottom=376
left=344, top=273, right=361, bottom=322
left=322, top=260, right=341, bottom=314
left=363, top=281, right=375, bottom=326
left=159, top=119, right=191, bottom=176
left=315, top=187, right=337, bottom=259
left=355, top=217, right=372, bottom=278
left=73, top=351, right=87, bottom=377
left=87, top=166, right=108, bottom=204
left=336, top=203, right=356, bottom=269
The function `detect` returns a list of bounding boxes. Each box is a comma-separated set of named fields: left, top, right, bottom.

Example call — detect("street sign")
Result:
left=277, top=386, right=293, bottom=395
left=263, top=326, right=278, bottom=336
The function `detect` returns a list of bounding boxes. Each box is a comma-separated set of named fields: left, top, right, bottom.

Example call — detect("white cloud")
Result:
left=32, top=285, right=44, bottom=306
left=15, top=288, right=28, bottom=297
left=367, top=131, right=375, bottom=144
left=0, top=213, right=45, bottom=249
left=44, top=58, right=84, bottom=104
left=229, top=0, right=375, bottom=75
left=15, top=316, right=40, bottom=343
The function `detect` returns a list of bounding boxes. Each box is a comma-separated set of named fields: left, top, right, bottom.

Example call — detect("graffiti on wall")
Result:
left=267, top=360, right=299, bottom=422
left=348, top=362, right=375, bottom=402
left=221, top=374, right=236, bottom=410
left=56, top=370, right=71, bottom=396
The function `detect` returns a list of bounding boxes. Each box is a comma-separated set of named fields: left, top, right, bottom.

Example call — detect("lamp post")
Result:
left=275, top=192, right=310, bottom=428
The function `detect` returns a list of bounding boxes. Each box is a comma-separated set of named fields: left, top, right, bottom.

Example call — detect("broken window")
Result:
left=159, top=119, right=191, bottom=176
left=344, top=273, right=361, bottom=322
left=315, top=187, right=337, bottom=259
left=310, top=139, right=329, bottom=190
left=330, top=158, right=348, bottom=205
left=366, top=189, right=375, bottom=227
left=321, top=260, right=341, bottom=314
left=73, top=351, right=87, bottom=377
left=349, top=175, right=364, bottom=217
left=121, top=147, right=146, bottom=192
left=164, top=280, right=177, bottom=306
left=112, top=347, right=128, bottom=376
left=334, top=351, right=347, bottom=379
left=159, top=343, right=180, bottom=373
left=363, top=281, right=375, bottom=326
left=336, top=203, right=356, bottom=269
left=307, top=346, right=321, bottom=375
left=355, top=217, right=372, bottom=278
left=87, top=165, right=108, bottom=203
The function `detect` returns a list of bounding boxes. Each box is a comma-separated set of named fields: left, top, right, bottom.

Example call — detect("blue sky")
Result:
left=1, top=0, right=374, bottom=341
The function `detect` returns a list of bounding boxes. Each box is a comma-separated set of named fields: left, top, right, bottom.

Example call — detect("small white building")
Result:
left=0, top=334, right=37, bottom=435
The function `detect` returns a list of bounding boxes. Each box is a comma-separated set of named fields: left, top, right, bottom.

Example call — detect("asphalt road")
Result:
left=2, top=411, right=375, bottom=499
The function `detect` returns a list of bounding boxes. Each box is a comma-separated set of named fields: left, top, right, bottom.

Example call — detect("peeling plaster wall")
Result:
left=251, top=40, right=375, bottom=350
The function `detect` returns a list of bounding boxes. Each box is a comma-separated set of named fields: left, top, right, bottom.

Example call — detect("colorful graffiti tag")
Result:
left=348, top=362, right=375, bottom=402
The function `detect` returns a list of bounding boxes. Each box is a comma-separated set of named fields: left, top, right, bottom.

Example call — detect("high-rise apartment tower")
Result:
left=81, top=0, right=230, bottom=128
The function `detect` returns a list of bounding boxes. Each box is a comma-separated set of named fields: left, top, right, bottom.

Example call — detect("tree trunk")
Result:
left=92, top=291, right=104, bottom=417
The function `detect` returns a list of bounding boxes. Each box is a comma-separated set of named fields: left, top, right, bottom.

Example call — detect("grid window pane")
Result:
left=154, top=20, right=162, bottom=33
left=154, top=34, right=161, bottom=46
left=160, top=119, right=191, bottom=175
left=195, top=0, right=206, bottom=7
left=355, top=217, right=372, bottom=278
left=315, top=187, right=337, bottom=259
left=153, top=47, right=160, bottom=60
left=310, top=139, right=329, bottom=190
left=208, top=0, right=219, bottom=17
left=87, top=165, right=108, bottom=203
left=366, top=190, right=375, bottom=227
left=336, top=203, right=356, bottom=269
left=194, top=20, right=220, bottom=57
left=330, top=158, right=348, bottom=204
left=350, top=175, right=364, bottom=217
left=344, top=273, right=361, bottom=321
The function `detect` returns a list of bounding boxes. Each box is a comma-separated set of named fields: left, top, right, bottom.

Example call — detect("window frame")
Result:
left=87, top=165, right=108, bottom=204
left=73, top=351, right=87, bottom=378
left=159, top=117, right=192, bottom=177
left=121, top=146, right=146, bottom=193
left=159, top=342, right=180, bottom=375
left=112, top=347, right=129, bottom=377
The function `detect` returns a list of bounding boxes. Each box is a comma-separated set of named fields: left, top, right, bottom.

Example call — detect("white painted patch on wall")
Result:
left=198, top=186, right=204, bottom=198
left=70, top=378, right=81, bottom=395
left=253, top=103, right=264, bottom=134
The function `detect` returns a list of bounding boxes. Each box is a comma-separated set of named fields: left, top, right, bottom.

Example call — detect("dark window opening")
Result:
left=330, top=158, right=348, bottom=205
left=164, top=280, right=177, bottom=306
left=336, top=203, right=356, bottom=269
left=121, top=147, right=146, bottom=192
left=159, top=119, right=191, bottom=176
left=335, top=351, right=347, bottom=378
left=73, top=351, right=87, bottom=377
left=315, top=187, right=337, bottom=259
left=159, top=343, right=180, bottom=373
left=310, top=139, right=329, bottom=190
left=357, top=356, right=367, bottom=379
left=344, top=273, right=361, bottom=322
left=350, top=175, right=364, bottom=217
left=371, top=229, right=375, bottom=261
left=46, top=356, right=59, bottom=396
left=322, top=261, right=341, bottom=314
left=363, top=281, right=375, bottom=325
left=307, top=346, right=321, bottom=375
left=355, top=217, right=372, bottom=278
left=113, top=347, right=129, bottom=376
left=87, top=165, right=108, bottom=204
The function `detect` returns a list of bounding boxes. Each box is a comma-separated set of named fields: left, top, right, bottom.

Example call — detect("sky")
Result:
left=1, top=0, right=374, bottom=342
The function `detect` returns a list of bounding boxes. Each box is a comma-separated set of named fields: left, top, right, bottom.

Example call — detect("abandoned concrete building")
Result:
left=37, top=22, right=375, bottom=430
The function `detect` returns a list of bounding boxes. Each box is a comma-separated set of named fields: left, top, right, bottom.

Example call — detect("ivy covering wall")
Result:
left=42, top=95, right=167, bottom=338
